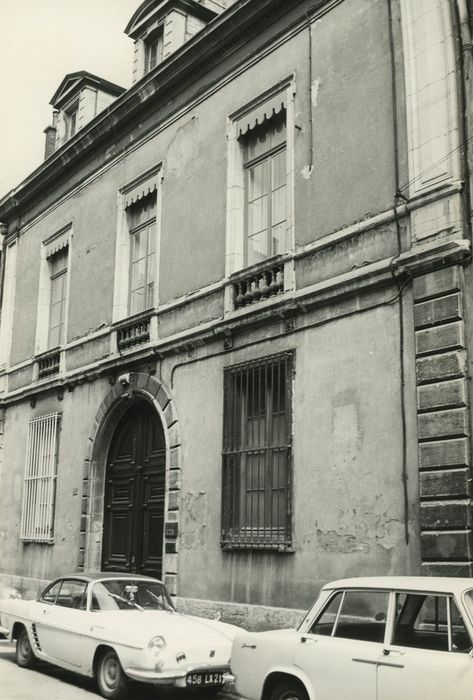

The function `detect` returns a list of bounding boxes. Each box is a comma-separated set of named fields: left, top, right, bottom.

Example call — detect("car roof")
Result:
left=55, top=572, right=164, bottom=584
left=322, top=576, right=473, bottom=595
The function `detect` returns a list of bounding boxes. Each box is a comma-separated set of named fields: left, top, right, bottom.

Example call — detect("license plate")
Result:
left=186, top=672, right=224, bottom=687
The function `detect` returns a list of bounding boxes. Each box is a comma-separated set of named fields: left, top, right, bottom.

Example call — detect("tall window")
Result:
left=65, top=102, right=79, bottom=139
left=244, top=112, right=287, bottom=266
left=145, top=32, right=163, bottom=72
left=48, top=246, right=68, bottom=348
left=222, top=352, right=293, bottom=550
left=127, top=195, right=156, bottom=315
left=20, top=413, right=60, bottom=543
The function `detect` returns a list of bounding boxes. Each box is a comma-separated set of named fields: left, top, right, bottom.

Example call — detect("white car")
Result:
left=231, top=576, right=473, bottom=700
left=0, top=572, right=239, bottom=699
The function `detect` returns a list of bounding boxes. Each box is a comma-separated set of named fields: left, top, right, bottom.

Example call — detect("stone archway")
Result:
left=78, top=373, right=182, bottom=596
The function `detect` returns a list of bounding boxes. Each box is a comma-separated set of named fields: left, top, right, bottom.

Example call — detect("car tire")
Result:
left=270, top=680, right=309, bottom=700
left=96, top=649, right=130, bottom=700
left=16, top=627, right=37, bottom=669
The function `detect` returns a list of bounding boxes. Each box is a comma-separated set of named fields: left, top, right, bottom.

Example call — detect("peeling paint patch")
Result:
left=311, top=78, right=321, bottom=107
left=317, top=529, right=370, bottom=553
left=181, top=490, right=209, bottom=549
left=301, top=165, right=314, bottom=179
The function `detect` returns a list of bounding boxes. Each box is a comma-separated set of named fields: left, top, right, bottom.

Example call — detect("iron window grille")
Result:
left=20, top=412, right=61, bottom=543
left=222, top=351, right=293, bottom=550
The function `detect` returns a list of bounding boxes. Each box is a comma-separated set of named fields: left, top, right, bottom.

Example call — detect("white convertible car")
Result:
left=231, top=576, right=473, bottom=700
left=0, top=572, right=239, bottom=699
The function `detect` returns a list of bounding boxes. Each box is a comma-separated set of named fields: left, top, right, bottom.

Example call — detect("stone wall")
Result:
left=414, top=265, right=473, bottom=575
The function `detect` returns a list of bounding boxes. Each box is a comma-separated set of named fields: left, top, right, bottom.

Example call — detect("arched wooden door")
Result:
left=102, top=401, right=165, bottom=578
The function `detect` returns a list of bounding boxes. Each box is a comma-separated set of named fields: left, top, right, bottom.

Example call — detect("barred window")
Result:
left=222, top=352, right=293, bottom=550
left=21, top=413, right=60, bottom=543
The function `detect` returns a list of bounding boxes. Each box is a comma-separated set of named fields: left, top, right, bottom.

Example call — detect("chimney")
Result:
left=43, top=110, right=59, bottom=160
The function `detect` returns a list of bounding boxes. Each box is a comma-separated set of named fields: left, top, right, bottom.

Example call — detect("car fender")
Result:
left=262, top=665, right=316, bottom=700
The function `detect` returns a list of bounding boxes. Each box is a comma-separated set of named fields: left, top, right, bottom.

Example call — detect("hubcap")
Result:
left=102, top=655, right=119, bottom=690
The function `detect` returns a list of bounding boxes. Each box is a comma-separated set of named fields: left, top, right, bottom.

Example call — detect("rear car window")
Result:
left=392, top=593, right=471, bottom=653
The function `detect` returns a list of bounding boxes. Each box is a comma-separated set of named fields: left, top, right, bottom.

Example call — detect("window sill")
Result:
left=221, top=541, right=294, bottom=553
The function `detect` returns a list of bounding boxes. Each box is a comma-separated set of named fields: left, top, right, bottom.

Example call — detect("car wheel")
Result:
left=97, top=649, right=129, bottom=700
left=270, top=680, right=309, bottom=700
left=16, top=627, right=37, bottom=669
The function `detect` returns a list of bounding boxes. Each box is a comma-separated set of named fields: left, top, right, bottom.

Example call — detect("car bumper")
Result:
left=125, top=664, right=234, bottom=688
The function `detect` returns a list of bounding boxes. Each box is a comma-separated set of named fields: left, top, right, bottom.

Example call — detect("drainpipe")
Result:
left=0, top=223, right=8, bottom=311
left=455, top=0, right=473, bottom=234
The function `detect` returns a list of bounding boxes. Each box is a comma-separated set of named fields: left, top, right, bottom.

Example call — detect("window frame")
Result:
left=113, top=167, right=162, bottom=324
left=35, top=225, right=72, bottom=356
left=224, top=78, right=295, bottom=314
left=127, top=196, right=157, bottom=316
left=244, top=136, right=287, bottom=267
left=48, top=247, right=69, bottom=348
left=221, top=350, right=294, bottom=551
left=145, top=30, right=163, bottom=72
left=65, top=100, right=79, bottom=139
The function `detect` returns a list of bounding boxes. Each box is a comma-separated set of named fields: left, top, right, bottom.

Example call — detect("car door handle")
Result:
left=383, top=649, right=405, bottom=656
left=42, top=609, right=52, bottom=615
left=300, top=636, right=318, bottom=644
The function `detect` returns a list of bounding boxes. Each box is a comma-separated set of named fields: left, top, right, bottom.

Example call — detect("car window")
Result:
left=56, top=580, right=88, bottom=609
left=392, top=593, right=471, bottom=652
left=310, top=589, right=388, bottom=643
left=91, top=579, right=175, bottom=612
left=40, top=581, right=62, bottom=604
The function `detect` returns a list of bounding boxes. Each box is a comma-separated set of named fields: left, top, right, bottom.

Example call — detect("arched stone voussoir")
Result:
left=79, top=372, right=183, bottom=586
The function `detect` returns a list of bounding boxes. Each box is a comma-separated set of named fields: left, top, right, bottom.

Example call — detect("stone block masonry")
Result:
left=414, top=266, right=473, bottom=576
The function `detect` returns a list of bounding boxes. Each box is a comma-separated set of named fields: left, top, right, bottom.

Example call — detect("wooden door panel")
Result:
left=102, top=401, right=165, bottom=577
left=102, top=511, right=133, bottom=570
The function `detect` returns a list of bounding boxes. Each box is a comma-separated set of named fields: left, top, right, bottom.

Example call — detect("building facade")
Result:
left=0, top=0, right=472, bottom=628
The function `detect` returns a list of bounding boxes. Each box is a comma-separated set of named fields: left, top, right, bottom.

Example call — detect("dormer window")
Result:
left=125, top=1, right=218, bottom=83
left=45, top=71, right=125, bottom=153
left=145, top=31, right=163, bottom=72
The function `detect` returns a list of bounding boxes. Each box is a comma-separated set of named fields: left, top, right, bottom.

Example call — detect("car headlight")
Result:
left=149, top=635, right=166, bottom=656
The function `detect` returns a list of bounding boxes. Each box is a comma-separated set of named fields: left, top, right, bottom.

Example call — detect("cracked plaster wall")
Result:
left=174, top=301, right=418, bottom=613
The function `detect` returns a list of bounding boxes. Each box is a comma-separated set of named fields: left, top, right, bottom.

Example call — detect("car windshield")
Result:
left=91, top=579, right=175, bottom=612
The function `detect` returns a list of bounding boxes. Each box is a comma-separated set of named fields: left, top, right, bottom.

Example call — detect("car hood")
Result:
left=92, top=610, right=240, bottom=642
